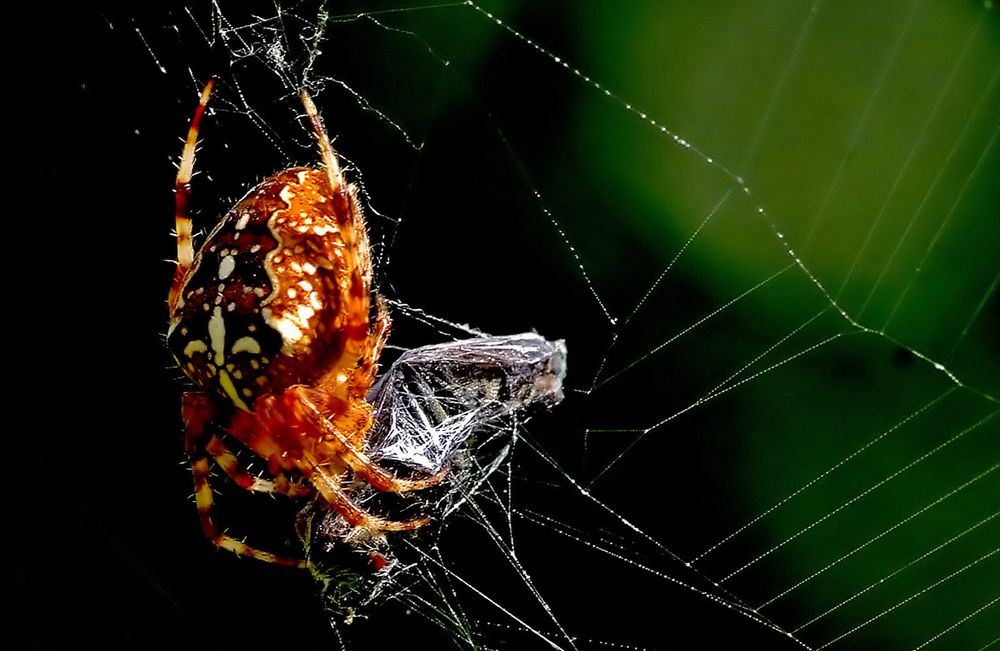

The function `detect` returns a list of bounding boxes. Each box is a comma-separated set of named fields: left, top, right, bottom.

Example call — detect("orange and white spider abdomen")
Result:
left=167, top=167, right=371, bottom=412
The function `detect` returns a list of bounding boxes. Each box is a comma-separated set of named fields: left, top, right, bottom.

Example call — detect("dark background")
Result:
left=13, top=2, right=998, bottom=650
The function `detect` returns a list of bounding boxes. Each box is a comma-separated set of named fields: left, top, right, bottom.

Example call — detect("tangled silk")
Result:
left=297, top=333, right=566, bottom=615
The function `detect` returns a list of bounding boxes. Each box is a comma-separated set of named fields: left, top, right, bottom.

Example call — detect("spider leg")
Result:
left=288, top=386, right=447, bottom=494
left=169, top=79, right=215, bottom=313
left=299, top=89, right=343, bottom=194
left=183, top=393, right=306, bottom=567
left=299, top=90, right=377, bottom=406
left=307, top=463, right=429, bottom=532
left=205, top=434, right=313, bottom=498
left=347, top=294, right=391, bottom=402
left=289, top=92, right=436, bottom=533
left=249, top=389, right=443, bottom=532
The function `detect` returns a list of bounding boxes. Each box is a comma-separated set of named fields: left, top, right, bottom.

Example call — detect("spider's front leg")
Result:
left=182, top=393, right=307, bottom=567
left=169, top=80, right=214, bottom=313
left=286, top=386, right=447, bottom=493
left=253, top=387, right=446, bottom=533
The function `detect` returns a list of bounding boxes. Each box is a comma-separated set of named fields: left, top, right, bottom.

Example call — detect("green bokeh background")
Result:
left=562, top=1, right=1000, bottom=647
left=449, top=0, right=1000, bottom=647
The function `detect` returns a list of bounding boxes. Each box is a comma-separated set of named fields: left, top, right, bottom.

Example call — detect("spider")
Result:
left=167, top=80, right=443, bottom=567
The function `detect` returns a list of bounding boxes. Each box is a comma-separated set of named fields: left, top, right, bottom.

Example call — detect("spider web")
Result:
left=126, top=1, right=999, bottom=649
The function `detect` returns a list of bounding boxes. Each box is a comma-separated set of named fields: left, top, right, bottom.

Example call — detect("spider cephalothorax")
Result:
left=168, top=81, right=441, bottom=567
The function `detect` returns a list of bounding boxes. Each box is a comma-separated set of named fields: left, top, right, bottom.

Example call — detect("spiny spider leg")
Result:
left=299, top=89, right=343, bottom=194
left=304, top=460, right=429, bottom=533
left=286, top=386, right=448, bottom=494
left=169, top=79, right=214, bottom=313
left=183, top=393, right=306, bottom=567
left=205, top=434, right=313, bottom=498
left=297, top=89, right=376, bottom=408
left=349, top=295, right=392, bottom=401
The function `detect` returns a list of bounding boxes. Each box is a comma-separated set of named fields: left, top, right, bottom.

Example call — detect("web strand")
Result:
left=147, top=3, right=1000, bottom=648
left=719, top=413, right=998, bottom=583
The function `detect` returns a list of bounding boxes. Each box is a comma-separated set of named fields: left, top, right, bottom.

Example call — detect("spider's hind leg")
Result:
left=182, top=392, right=306, bottom=567
left=204, top=433, right=313, bottom=498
